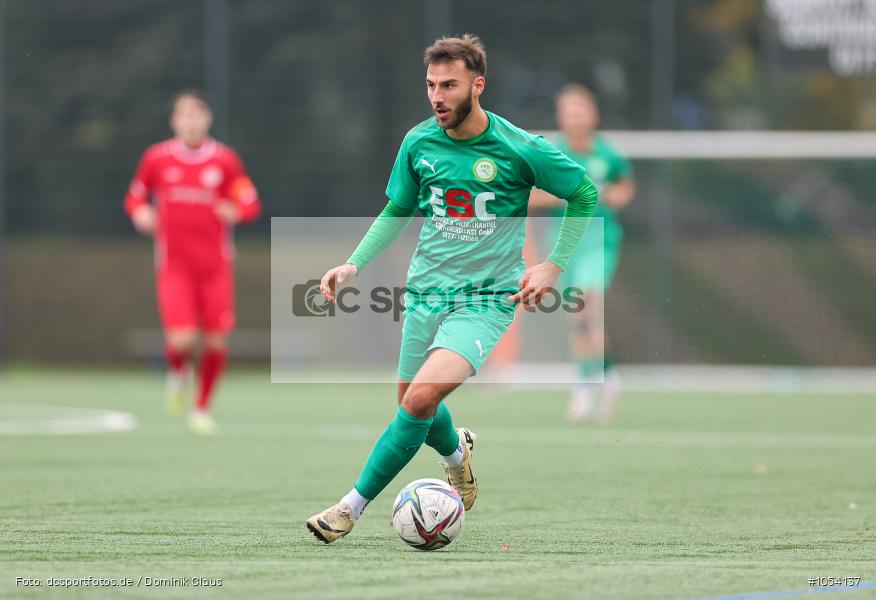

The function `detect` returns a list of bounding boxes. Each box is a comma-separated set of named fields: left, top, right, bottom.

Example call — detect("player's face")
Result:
left=556, top=93, right=599, bottom=136
left=427, top=60, right=483, bottom=130
left=170, top=96, right=213, bottom=147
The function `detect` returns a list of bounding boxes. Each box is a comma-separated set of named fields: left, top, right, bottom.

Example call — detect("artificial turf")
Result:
left=2, top=370, right=875, bottom=599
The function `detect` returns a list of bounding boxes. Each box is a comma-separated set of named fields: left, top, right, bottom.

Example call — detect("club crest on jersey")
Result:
left=472, top=157, right=497, bottom=183
left=200, top=165, right=224, bottom=188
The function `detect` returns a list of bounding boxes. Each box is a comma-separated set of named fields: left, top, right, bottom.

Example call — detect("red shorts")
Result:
left=157, top=265, right=235, bottom=333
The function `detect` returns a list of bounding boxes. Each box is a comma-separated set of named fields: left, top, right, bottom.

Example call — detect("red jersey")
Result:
left=124, top=138, right=261, bottom=270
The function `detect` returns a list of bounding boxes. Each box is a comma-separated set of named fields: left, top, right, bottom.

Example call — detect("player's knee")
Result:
left=165, top=330, right=197, bottom=354
left=401, top=384, right=440, bottom=419
left=203, top=333, right=228, bottom=350
left=397, top=380, right=411, bottom=405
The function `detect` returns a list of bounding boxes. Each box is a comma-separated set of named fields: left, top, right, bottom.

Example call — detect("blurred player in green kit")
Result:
left=530, top=85, right=635, bottom=423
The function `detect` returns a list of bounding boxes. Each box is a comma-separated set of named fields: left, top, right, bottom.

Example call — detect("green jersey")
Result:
left=386, top=111, right=587, bottom=296
left=551, top=134, right=632, bottom=245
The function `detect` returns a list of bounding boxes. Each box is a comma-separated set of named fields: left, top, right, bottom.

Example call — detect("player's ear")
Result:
left=205, top=108, right=214, bottom=129
left=473, top=75, right=485, bottom=97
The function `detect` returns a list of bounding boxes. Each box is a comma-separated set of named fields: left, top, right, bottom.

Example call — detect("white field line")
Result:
left=130, top=422, right=876, bottom=450
left=0, top=404, right=138, bottom=436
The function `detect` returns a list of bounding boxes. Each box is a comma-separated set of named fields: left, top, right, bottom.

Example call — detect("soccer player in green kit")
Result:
left=306, top=35, right=598, bottom=543
left=530, top=85, right=635, bottom=423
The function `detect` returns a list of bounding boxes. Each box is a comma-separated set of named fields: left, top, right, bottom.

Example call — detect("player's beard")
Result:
left=436, top=86, right=474, bottom=130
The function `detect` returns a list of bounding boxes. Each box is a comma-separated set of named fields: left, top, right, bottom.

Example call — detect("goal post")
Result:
left=536, top=130, right=876, bottom=159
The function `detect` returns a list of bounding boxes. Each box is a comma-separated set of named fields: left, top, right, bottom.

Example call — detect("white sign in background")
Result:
left=767, top=0, right=876, bottom=75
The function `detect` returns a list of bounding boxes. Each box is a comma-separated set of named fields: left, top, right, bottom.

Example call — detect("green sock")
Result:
left=424, top=402, right=459, bottom=457
left=353, top=405, right=433, bottom=500
left=578, top=355, right=604, bottom=380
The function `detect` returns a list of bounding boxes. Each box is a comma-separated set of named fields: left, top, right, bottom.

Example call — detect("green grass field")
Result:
left=2, top=370, right=875, bottom=599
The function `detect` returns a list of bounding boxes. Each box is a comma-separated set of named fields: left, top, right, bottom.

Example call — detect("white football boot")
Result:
left=306, top=502, right=355, bottom=543
left=441, top=427, right=478, bottom=511
left=566, top=384, right=593, bottom=423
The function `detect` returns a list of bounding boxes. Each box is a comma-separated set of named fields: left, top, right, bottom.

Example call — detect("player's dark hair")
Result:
left=168, top=88, right=211, bottom=114
left=424, top=34, right=487, bottom=77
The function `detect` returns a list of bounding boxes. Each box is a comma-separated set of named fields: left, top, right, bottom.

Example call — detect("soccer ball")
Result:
left=391, top=478, right=465, bottom=550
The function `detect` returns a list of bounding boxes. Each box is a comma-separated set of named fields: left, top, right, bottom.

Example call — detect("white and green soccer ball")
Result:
left=391, top=478, right=465, bottom=550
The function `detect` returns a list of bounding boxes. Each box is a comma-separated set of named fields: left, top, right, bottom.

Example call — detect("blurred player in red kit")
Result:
left=124, top=89, right=261, bottom=435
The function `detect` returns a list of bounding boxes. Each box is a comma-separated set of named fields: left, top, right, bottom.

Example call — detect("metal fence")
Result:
left=3, top=0, right=875, bottom=365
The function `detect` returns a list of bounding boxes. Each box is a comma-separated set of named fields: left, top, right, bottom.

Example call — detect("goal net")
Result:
left=535, top=130, right=876, bottom=369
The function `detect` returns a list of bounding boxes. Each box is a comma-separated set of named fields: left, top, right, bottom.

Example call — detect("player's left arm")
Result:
left=601, top=150, right=635, bottom=209
left=510, top=136, right=598, bottom=309
left=216, top=150, right=261, bottom=224
left=511, top=177, right=598, bottom=309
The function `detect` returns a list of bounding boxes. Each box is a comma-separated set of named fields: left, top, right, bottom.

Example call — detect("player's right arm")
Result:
left=124, top=148, right=157, bottom=236
left=320, top=136, right=418, bottom=303
left=319, top=201, right=415, bottom=303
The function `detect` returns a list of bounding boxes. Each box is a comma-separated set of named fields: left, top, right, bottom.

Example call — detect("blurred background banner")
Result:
left=3, top=0, right=876, bottom=367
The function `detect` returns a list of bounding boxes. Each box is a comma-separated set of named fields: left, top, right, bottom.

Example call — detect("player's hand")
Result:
left=131, top=205, right=157, bottom=236
left=319, top=263, right=359, bottom=304
left=508, top=260, right=563, bottom=312
left=214, top=200, right=242, bottom=224
left=601, top=180, right=635, bottom=209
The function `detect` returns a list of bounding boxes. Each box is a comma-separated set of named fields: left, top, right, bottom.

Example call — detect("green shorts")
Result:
left=562, top=241, right=621, bottom=291
left=549, top=217, right=622, bottom=292
left=397, top=302, right=516, bottom=381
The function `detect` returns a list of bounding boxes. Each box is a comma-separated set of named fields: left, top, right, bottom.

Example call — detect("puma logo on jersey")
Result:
left=420, top=158, right=438, bottom=174
left=475, top=339, right=484, bottom=357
